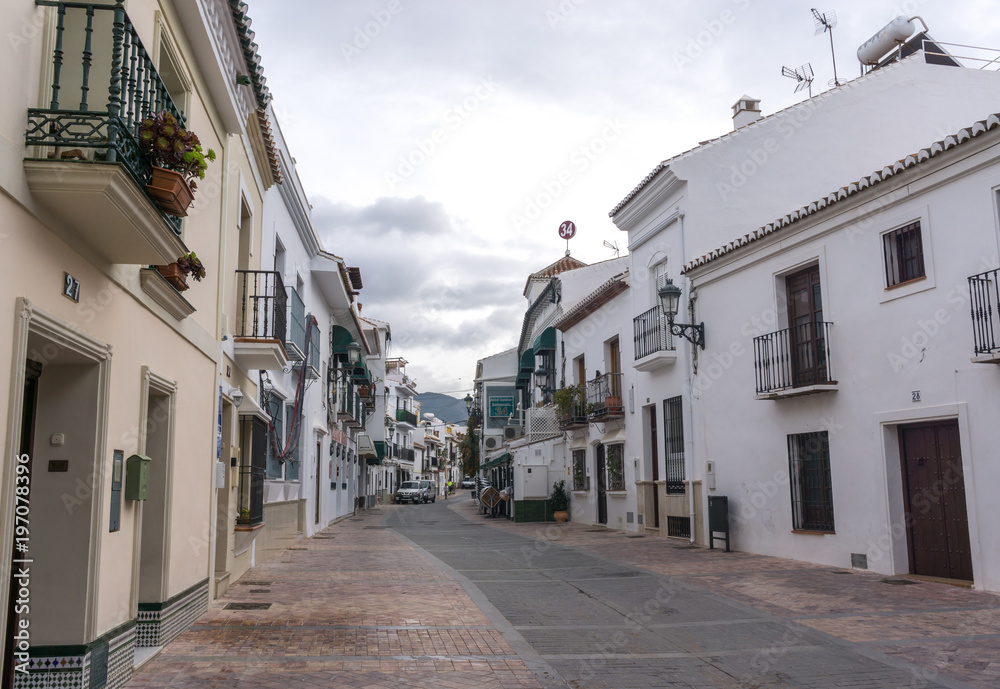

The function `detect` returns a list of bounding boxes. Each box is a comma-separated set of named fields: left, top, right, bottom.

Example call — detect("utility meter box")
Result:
left=125, top=454, right=150, bottom=500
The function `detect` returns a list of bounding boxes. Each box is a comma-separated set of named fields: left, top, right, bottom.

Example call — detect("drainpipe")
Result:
left=678, top=211, right=696, bottom=545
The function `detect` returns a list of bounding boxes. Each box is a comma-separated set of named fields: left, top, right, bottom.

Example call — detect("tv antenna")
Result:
left=781, top=63, right=814, bottom=97
left=603, top=239, right=620, bottom=258
left=811, top=8, right=841, bottom=87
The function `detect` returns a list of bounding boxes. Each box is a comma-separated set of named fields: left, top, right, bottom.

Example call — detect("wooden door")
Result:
left=786, top=265, right=826, bottom=386
left=609, top=338, right=622, bottom=398
left=596, top=444, right=608, bottom=525
left=900, top=421, right=973, bottom=581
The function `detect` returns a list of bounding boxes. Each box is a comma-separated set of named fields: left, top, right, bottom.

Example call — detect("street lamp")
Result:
left=464, top=394, right=473, bottom=413
left=346, top=340, right=362, bottom=365
left=658, top=278, right=705, bottom=349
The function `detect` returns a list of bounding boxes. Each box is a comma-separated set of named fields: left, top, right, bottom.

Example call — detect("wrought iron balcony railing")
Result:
left=969, top=268, right=1000, bottom=356
left=587, top=372, right=624, bottom=420
left=395, top=408, right=418, bottom=426
left=235, top=270, right=287, bottom=342
left=25, top=1, right=185, bottom=233
left=555, top=386, right=588, bottom=429
left=307, top=319, right=320, bottom=378
left=753, top=322, right=834, bottom=395
left=633, top=305, right=675, bottom=360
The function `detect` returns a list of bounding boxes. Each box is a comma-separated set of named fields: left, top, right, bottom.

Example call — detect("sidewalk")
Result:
left=126, top=500, right=1000, bottom=688
left=126, top=504, right=545, bottom=688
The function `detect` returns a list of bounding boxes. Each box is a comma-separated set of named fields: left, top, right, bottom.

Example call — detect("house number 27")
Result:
left=63, top=272, right=81, bottom=302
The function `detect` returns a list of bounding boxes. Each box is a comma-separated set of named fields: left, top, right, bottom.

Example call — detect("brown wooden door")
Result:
left=609, top=339, right=622, bottom=398
left=900, top=421, right=973, bottom=581
left=786, top=265, right=826, bottom=386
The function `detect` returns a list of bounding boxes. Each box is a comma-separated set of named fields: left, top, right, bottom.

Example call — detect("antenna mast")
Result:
left=812, top=8, right=841, bottom=87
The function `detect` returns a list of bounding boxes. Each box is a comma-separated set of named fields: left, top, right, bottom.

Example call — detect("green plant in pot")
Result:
left=554, top=385, right=582, bottom=421
left=138, top=110, right=217, bottom=217
left=157, top=251, right=206, bottom=292
left=550, top=479, right=570, bottom=522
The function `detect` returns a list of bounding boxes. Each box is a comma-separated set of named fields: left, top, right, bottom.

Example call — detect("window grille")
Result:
left=788, top=431, right=835, bottom=532
left=572, top=449, right=589, bottom=491
left=883, top=221, right=924, bottom=287
left=664, top=396, right=684, bottom=494
left=606, top=443, right=625, bottom=491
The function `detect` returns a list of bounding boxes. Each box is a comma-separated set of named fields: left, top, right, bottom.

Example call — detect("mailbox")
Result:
left=125, top=454, right=151, bottom=500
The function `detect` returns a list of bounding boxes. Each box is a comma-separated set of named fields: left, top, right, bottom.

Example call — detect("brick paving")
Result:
left=126, top=499, right=1000, bottom=688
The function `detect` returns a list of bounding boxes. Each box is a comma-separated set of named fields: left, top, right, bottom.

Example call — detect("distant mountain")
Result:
left=416, top=392, right=468, bottom=424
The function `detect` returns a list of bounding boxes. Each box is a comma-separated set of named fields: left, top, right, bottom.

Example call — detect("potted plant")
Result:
left=550, top=479, right=570, bottom=523
left=157, top=251, right=206, bottom=292
left=138, top=110, right=216, bottom=216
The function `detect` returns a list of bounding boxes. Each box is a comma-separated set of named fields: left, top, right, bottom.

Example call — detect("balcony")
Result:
left=336, top=379, right=363, bottom=427
left=588, top=372, right=624, bottom=420
left=555, top=386, right=588, bottom=429
left=23, top=2, right=187, bottom=265
left=395, top=408, right=418, bottom=428
left=285, top=288, right=306, bottom=362
left=633, top=305, right=677, bottom=371
left=753, top=322, right=837, bottom=399
left=233, top=271, right=288, bottom=371
left=969, top=268, right=1000, bottom=362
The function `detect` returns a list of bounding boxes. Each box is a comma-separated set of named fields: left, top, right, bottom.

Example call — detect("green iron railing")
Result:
left=25, top=1, right=185, bottom=233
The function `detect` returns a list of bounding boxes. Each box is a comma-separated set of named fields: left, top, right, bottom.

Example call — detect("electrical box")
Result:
left=125, top=454, right=150, bottom=500
left=521, top=465, right=549, bottom=499
left=215, top=461, right=226, bottom=489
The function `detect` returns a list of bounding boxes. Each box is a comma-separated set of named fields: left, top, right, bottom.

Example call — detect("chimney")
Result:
left=732, top=95, right=762, bottom=129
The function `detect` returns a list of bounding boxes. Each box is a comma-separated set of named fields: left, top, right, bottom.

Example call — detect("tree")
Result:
left=459, top=413, right=480, bottom=477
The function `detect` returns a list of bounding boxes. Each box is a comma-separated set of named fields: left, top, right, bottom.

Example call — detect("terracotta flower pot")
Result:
left=146, top=167, right=194, bottom=217
left=157, top=262, right=189, bottom=291
left=553, top=510, right=569, bottom=523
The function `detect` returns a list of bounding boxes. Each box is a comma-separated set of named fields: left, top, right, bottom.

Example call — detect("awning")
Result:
left=532, top=326, right=556, bottom=353
left=483, top=452, right=510, bottom=469
left=602, top=426, right=626, bottom=445
left=568, top=433, right=588, bottom=450
left=516, top=349, right=534, bottom=385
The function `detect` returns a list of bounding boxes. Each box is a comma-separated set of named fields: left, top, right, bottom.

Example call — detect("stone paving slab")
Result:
left=447, top=498, right=1000, bottom=688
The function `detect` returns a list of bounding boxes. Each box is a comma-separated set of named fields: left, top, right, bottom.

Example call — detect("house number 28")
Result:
left=63, top=272, right=81, bottom=302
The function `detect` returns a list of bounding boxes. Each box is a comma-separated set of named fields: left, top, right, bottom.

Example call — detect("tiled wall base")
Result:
left=136, top=579, right=209, bottom=649
left=13, top=623, right=134, bottom=689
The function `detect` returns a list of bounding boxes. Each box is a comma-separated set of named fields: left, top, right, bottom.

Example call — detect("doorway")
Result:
left=786, top=265, right=827, bottom=386
left=596, top=444, right=608, bottom=525
left=138, top=386, right=173, bottom=606
left=648, top=405, right=660, bottom=529
left=314, top=438, right=322, bottom=525
left=899, top=421, right=973, bottom=581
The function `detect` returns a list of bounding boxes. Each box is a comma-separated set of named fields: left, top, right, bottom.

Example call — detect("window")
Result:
left=788, top=431, right=834, bottom=532
left=606, top=443, right=625, bottom=491
left=653, top=260, right=669, bottom=303
left=572, top=449, right=588, bottom=490
left=285, top=405, right=300, bottom=480
left=883, top=221, right=925, bottom=287
left=266, top=406, right=283, bottom=479
left=664, top=396, right=684, bottom=494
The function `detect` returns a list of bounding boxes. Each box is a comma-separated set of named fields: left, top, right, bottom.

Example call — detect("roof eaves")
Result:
left=682, top=112, right=1000, bottom=274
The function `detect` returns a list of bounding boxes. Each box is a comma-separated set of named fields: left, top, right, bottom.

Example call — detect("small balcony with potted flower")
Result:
left=587, top=372, right=624, bottom=421
left=23, top=2, right=216, bottom=266
left=555, top=385, right=588, bottom=430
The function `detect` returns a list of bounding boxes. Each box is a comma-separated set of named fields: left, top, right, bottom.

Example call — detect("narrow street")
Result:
left=127, top=501, right=999, bottom=689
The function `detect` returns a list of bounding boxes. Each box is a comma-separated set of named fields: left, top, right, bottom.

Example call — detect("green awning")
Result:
left=351, top=356, right=371, bottom=384
left=369, top=441, right=386, bottom=465
left=532, top=327, right=556, bottom=353
left=483, top=452, right=510, bottom=469
left=519, top=349, right=534, bottom=372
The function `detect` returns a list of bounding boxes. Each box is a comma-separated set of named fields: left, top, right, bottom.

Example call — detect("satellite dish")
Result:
left=781, top=63, right=815, bottom=96
left=811, top=8, right=841, bottom=87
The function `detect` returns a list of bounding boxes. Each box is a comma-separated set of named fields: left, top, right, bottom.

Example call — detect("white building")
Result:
left=611, top=47, right=1000, bottom=549
left=684, top=109, right=1000, bottom=591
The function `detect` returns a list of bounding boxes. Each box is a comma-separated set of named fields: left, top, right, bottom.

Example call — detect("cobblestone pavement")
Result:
left=126, top=499, right=1000, bottom=688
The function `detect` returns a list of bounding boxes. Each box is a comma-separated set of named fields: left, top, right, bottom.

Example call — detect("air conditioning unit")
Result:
left=503, top=425, right=521, bottom=441
left=484, top=437, right=498, bottom=449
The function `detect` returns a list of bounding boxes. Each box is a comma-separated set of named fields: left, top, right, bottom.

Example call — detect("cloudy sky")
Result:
left=247, top=0, right=1000, bottom=396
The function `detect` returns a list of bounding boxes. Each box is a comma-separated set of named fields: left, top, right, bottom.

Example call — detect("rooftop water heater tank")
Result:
left=857, top=16, right=917, bottom=65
